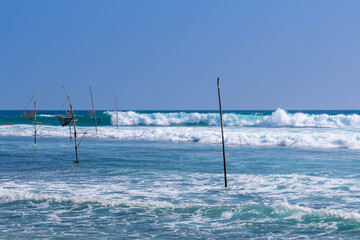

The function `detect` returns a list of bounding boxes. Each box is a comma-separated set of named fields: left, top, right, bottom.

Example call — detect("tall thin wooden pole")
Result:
left=34, top=87, right=37, bottom=144
left=217, top=77, right=227, bottom=188
left=63, top=86, right=79, bottom=163
left=69, top=106, right=72, bottom=140
left=89, top=86, right=98, bottom=133
left=116, top=96, right=118, bottom=129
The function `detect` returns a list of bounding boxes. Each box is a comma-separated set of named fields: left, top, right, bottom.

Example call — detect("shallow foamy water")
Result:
left=1, top=135, right=360, bottom=239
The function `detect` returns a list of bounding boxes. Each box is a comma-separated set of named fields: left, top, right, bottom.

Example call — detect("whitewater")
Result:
left=106, top=108, right=360, bottom=128
left=2, top=108, right=360, bottom=149
left=2, top=108, right=360, bottom=239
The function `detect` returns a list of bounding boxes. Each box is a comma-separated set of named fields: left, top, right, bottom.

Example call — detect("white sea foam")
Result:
left=106, top=108, right=360, bottom=128
left=0, top=174, right=356, bottom=205
left=38, top=114, right=56, bottom=117
left=2, top=124, right=360, bottom=149
left=1, top=172, right=360, bottom=239
left=279, top=199, right=360, bottom=221
left=107, top=111, right=221, bottom=126
left=1, top=173, right=360, bottom=223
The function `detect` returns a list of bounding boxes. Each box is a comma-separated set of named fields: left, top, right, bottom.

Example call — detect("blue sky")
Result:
left=1, top=0, right=360, bottom=110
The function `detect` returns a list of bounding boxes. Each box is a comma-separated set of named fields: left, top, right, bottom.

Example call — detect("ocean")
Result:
left=1, top=108, right=360, bottom=239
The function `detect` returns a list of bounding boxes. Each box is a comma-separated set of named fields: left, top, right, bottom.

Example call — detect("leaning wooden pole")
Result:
left=116, top=96, right=119, bottom=129
left=34, top=87, right=37, bottom=144
left=68, top=107, right=72, bottom=140
left=217, top=77, right=227, bottom=188
left=63, top=86, right=79, bottom=163
left=89, top=86, right=98, bottom=133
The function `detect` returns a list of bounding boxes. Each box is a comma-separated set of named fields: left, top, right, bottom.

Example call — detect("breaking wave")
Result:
left=106, top=108, right=360, bottom=128
left=3, top=108, right=360, bottom=149
left=3, top=109, right=360, bottom=128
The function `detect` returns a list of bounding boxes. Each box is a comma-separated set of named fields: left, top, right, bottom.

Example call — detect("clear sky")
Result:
left=1, top=0, right=360, bottom=110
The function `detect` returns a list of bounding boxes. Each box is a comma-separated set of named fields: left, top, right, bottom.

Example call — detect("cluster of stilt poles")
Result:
left=23, top=79, right=228, bottom=186
left=23, top=86, right=120, bottom=164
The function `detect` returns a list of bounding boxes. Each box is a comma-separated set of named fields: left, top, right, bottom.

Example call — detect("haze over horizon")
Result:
left=1, top=0, right=360, bottom=110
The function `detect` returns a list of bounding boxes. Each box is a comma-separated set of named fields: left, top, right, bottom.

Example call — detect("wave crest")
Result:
left=106, top=108, right=360, bottom=128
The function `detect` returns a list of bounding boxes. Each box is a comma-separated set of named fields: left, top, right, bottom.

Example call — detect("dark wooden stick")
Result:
left=217, top=77, right=227, bottom=187
left=69, top=123, right=72, bottom=140
left=89, top=86, right=98, bottom=133
left=63, top=86, right=79, bottom=163
left=69, top=107, right=72, bottom=140
left=34, top=87, right=37, bottom=144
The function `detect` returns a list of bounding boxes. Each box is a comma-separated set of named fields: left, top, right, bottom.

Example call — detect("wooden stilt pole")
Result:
left=68, top=107, right=72, bottom=140
left=116, top=96, right=118, bottom=129
left=63, top=86, right=85, bottom=164
left=89, top=86, right=98, bottom=133
left=34, top=87, right=37, bottom=144
left=217, top=77, right=227, bottom=188
left=23, top=88, right=41, bottom=144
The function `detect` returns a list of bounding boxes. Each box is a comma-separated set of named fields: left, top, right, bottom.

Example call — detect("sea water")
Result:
left=1, top=109, right=360, bottom=239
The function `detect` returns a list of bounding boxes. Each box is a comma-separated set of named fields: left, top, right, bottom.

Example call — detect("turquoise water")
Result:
left=1, top=109, right=360, bottom=239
